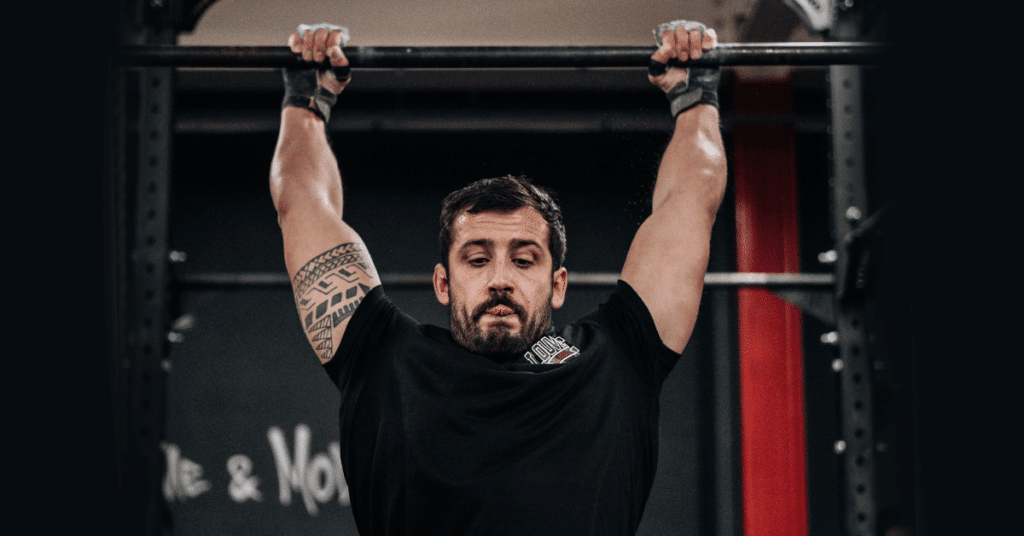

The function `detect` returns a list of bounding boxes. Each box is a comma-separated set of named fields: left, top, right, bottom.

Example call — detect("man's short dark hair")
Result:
left=439, top=175, right=567, bottom=271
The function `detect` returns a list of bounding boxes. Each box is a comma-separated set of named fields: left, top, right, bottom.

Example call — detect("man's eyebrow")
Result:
left=457, top=239, right=543, bottom=254
left=511, top=239, right=543, bottom=252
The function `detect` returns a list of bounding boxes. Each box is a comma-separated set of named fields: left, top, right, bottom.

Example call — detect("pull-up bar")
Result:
left=116, top=42, right=885, bottom=69
left=173, top=271, right=836, bottom=289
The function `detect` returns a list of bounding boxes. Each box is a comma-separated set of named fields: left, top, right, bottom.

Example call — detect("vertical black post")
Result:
left=828, top=2, right=875, bottom=535
left=709, top=236, right=742, bottom=536
left=118, top=0, right=177, bottom=533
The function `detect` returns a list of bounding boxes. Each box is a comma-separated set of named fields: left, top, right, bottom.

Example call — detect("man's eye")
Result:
left=514, top=258, right=534, bottom=267
left=468, top=258, right=488, bottom=266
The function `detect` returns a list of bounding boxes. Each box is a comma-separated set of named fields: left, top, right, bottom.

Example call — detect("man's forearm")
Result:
left=269, top=106, right=344, bottom=220
left=651, top=104, right=727, bottom=217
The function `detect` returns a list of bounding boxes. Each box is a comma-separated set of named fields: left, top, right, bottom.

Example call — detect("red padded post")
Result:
left=732, top=78, right=808, bottom=536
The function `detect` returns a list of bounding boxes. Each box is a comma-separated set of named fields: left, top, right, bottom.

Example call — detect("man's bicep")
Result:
left=620, top=195, right=714, bottom=353
left=283, top=215, right=381, bottom=364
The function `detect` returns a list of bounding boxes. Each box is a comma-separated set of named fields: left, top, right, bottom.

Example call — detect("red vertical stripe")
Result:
left=732, top=79, right=808, bottom=536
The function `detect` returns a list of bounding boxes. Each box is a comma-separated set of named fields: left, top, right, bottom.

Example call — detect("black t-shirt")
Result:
left=324, top=280, right=682, bottom=536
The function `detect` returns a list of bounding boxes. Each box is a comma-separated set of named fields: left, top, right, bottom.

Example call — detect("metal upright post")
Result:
left=828, top=2, right=876, bottom=535
left=118, top=0, right=177, bottom=533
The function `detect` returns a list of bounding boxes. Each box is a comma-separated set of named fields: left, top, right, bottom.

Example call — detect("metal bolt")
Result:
left=818, top=250, right=838, bottom=264
left=167, top=332, right=185, bottom=343
left=151, top=0, right=165, bottom=6
left=876, top=443, right=889, bottom=453
left=161, top=359, right=173, bottom=372
left=832, top=359, right=845, bottom=372
left=169, top=250, right=188, bottom=263
left=846, top=206, right=863, bottom=221
left=834, top=440, right=847, bottom=454
left=171, top=314, right=196, bottom=332
left=821, top=331, right=839, bottom=345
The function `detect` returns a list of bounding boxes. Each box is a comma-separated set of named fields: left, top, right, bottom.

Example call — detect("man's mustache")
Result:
left=471, top=292, right=527, bottom=323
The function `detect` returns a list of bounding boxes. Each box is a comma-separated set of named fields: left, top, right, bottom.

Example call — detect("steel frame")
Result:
left=172, top=271, right=835, bottom=289
left=119, top=3, right=177, bottom=533
left=828, top=3, right=877, bottom=536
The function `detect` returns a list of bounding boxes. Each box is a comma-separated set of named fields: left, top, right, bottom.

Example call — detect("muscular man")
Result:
left=270, top=20, right=726, bottom=535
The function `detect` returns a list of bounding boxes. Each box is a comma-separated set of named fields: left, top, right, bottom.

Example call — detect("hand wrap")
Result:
left=281, top=23, right=351, bottom=123
left=649, top=20, right=721, bottom=117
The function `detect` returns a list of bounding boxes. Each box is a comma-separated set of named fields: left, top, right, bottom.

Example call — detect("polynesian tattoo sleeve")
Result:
left=292, top=242, right=379, bottom=362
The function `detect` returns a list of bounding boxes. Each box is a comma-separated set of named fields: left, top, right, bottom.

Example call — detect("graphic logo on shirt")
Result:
left=523, top=335, right=580, bottom=364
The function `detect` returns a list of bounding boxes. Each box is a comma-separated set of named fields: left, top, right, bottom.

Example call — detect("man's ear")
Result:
left=551, top=267, right=568, bottom=309
left=433, top=263, right=450, bottom=305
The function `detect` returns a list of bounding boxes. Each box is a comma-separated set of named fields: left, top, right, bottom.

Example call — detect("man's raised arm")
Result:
left=620, top=21, right=728, bottom=354
left=269, top=24, right=381, bottom=364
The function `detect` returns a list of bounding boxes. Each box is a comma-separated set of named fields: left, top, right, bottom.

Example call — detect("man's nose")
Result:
left=487, top=260, right=516, bottom=293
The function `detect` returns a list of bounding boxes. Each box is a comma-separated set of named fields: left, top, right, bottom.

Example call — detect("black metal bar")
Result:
left=175, top=108, right=831, bottom=136
left=122, top=25, right=176, bottom=536
left=172, top=271, right=835, bottom=289
left=116, top=42, right=885, bottom=68
left=829, top=5, right=877, bottom=536
left=708, top=224, right=742, bottom=536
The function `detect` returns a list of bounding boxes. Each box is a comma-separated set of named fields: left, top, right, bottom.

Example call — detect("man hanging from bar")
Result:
left=269, top=19, right=726, bottom=535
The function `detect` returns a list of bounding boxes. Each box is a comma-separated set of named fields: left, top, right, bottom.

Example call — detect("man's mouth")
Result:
left=472, top=293, right=525, bottom=324
left=486, top=305, right=516, bottom=317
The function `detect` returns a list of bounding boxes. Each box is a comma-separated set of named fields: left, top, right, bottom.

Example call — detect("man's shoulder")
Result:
left=564, top=280, right=651, bottom=329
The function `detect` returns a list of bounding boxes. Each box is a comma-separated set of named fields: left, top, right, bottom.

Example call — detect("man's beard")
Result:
left=449, top=288, right=552, bottom=360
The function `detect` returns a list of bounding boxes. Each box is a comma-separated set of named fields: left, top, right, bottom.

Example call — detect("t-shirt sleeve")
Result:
left=321, top=285, right=404, bottom=389
left=595, top=280, right=684, bottom=386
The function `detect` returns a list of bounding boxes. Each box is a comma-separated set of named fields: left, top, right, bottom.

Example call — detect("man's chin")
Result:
left=479, top=324, right=519, bottom=343
left=476, top=316, right=524, bottom=341
left=472, top=328, right=529, bottom=357
left=480, top=315, right=520, bottom=330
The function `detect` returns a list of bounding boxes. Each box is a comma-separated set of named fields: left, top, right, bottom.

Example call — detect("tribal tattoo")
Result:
left=292, top=242, right=379, bottom=362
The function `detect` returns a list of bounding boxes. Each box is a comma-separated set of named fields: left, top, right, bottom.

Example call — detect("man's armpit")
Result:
left=292, top=242, right=379, bottom=362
